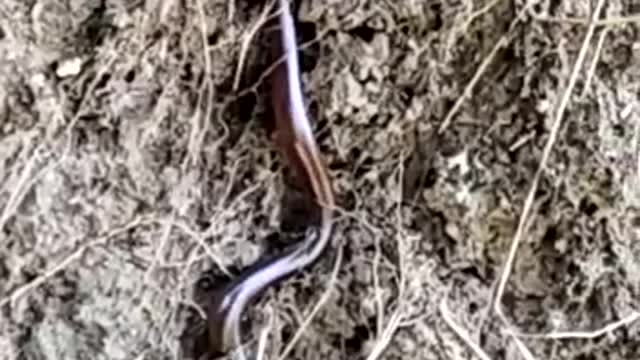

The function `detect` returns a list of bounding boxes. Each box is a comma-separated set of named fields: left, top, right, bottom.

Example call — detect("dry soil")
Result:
left=1, top=1, right=639, bottom=360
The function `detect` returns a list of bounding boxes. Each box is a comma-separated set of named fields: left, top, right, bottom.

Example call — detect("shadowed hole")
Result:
left=297, top=21, right=320, bottom=73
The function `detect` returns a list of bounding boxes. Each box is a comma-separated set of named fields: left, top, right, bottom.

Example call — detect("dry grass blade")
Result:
left=512, top=336, right=538, bottom=360
left=580, top=26, right=609, bottom=98
left=493, top=0, right=607, bottom=332
left=364, top=154, right=414, bottom=359
left=144, top=211, right=176, bottom=283
left=232, top=0, right=280, bottom=92
left=460, top=0, right=502, bottom=32
left=276, top=242, right=344, bottom=360
left=255, top=308, right=274, bottom=360
left=438, top=3, right=533, bottom=133
left=187, top=0, right=218, bottom=166
left=530, top=10, right=640, bottom=27
left=366, top=308, right=404, bottom=360
left=0, top=55, right=117, bottom=232
left=509, top=311, right=640, bottom=340
left=0, top=215, right=152, bottom=309
left=440, top=298, right=493, bottom=360
left=0, top=245, right=87, bottom=309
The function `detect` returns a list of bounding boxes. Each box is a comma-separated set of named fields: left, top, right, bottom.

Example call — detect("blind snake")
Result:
left=206, top=0, right=335, bottom=355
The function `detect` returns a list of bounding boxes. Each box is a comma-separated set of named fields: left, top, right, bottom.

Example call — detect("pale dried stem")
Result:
left=438, top=3, right=533, bottom=133
left=440, top=298, right=493, bottom=360
left=276, top=242, right=345, bottom=360
left=492, top=0, right=607, bottom=341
